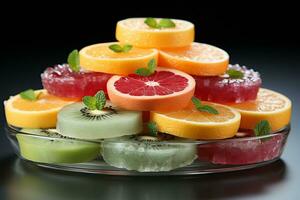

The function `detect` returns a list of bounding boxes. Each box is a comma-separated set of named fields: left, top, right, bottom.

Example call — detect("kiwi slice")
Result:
left=57, top=102, right=143, bottom=140
left=17, top=129, right=100, bottom=164
left=101, top=135, right=197, bottom=172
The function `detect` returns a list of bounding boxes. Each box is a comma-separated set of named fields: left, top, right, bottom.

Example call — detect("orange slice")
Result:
left=159, top=42, right=229, bottom=76
left=116, top=18, right=194, bottom=48
left=228, top=88, right=292, bottom=131
left=4, top=90, right=75, bottom=128
left=79, top=42, right=158, bottom=75
left=107, top=68, right=195, bottom=111
left=150, top=102, right=241, bottom=139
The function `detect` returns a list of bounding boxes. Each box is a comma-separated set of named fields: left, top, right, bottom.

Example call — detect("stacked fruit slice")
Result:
left=4, top=17, right=292, bottom=171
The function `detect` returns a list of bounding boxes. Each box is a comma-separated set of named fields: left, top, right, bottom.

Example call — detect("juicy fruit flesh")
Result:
left=198, top=134, right=284, bottom=165
left=84, top=45, right=153, bottom=58
left=194, top=64, right=261, bottom=103
left=101, top=136, right=197, bottom=172
left=17, top=129, right=100, bottom=163
left=114, top=71, right=188, bottom=96
left=162, top=103, right=235, bottom=123
left=41, top=64, right=112, bottom=98
left=12, top=91, right=72, bottom=111
left=57, top=102, right=143, bottom=139
left=163, top=43, right=228, bottom=62
left=229, top=89, right=286, bottom=111
left=120, top=18, right=193, bottom=31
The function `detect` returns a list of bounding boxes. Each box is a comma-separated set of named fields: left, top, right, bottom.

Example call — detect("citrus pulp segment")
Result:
left=150, top=102, right=241, bottom=139
left=116, top=18, right=194, bottom=48
left=158, top=42, right=229, bottom=76
left=41, top=64, right=112, bottom=99
left=79, top=42, right=158, bottom=75
left=194, top=64, right=262, bottom=103
left=107, top=68, right=195, bottom=111
left=18, top=129, right=100, bottom=164
left=57, top=102, right=143, bottom=140
left=4, top=90, right=75, bottom=128
left=228, top=88, right=292, bottom=131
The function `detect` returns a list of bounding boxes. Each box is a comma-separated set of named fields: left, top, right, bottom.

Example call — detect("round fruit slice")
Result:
left=79, top=42, right=158, bottom=75
left=41, top=64, right=112, bottom=99
left=17, top=128, right=100, bottom=164
left=228, top=88, right=292, bottom=131
left=4, top=90, right=75, bottom=128
left=101, top=135, right=197, bottom=172
left=107, top=68, right=195, bottom=111
left=194, top=64, right=262, bottom=103
left=158, top=43, right=229, bottom=76
left=150, top=102, right=241, bottom=139
left=57, top=102, right=143, bottom=139
left=116, top=18, right=194, bottom=48
left=198, top=131, right=286, bottom=165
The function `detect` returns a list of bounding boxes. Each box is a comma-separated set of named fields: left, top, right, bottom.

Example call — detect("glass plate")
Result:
left=5, top=125, right=290, bottom=176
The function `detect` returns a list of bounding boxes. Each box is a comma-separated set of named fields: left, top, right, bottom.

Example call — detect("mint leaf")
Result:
left=83, top=90, right=106, bottom=110
left=147, top=121, right=158, bottom=136
left=122, top=44, right=133, bottom=53
left=254, top=120, right=271, bottom=137
left=109, top=44, right=133, bottom=53
left=144, top=17, right=158, bottom=28
left=135, top=59, right=157, bottom=76
left=191, top=96, right=202, bottom=108
left=135, top=68, right=151, bottom=76
left=226, top=69, right=244, bottom=79
left=158, top=18, right=176, bottom=28
left=147, top=59, right=156, bottom=73
left=83, top=96, right=97, bottom=110
left=95, top=90, right=106, bottom=110
left=67, top=49, right=80, bottom=72
left=198, top=105, right=219, bottom=115
left=192, top=96, right=219, bottom=115
left=109, top=44, right=124, bottom=53
left=19, top=89, right=38, bottom=101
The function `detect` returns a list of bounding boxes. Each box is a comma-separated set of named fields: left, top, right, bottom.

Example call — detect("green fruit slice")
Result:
left=101, top=136, right=197, bottom=172
left=17, top=129, right=100, bottom=164
left=57, top=102, right=143, bottom=139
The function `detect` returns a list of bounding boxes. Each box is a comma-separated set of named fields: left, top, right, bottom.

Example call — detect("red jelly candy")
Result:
left=41, top=64, right=112, bottom=99
left=194, top=64, right=262, bottom=103
left=198, top=134, right=285, bottom=165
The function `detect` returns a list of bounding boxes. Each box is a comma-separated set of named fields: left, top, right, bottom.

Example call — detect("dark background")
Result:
left=1, top=3, right=300, bottom=200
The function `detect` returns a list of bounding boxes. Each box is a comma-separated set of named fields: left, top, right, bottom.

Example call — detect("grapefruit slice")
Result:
left=4, top=89, right=75, bottom=128
left=159, top=42, right=229, bottom=76
left=107, top=68, right=195, bottom=111
left=79, top=42, right=158, bottom=75
left=228, top=88, right=292, bottom=131
left=116, top=18, right=194, bottom=48
left=150, top=102, right=241, bottom=139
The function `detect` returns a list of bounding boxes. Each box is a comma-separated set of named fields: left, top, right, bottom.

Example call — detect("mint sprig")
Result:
left=147, top=121, right=158, bottom=137
left=67, top=49, right=80, bottom=72
left=226, top=69, right=244, bottom=79
left=19, top=89, right=40, bottom=101
left=83, top=90, right=106, bottom=110
left=192, top=97, right=219, bottom=115
left=135, top=59, right=157, bottom=76
left=144, top=18, right=176, bottom=29
left=109, top=44, right=133, bottom=53
left=254, top=120, right=271, bottom=137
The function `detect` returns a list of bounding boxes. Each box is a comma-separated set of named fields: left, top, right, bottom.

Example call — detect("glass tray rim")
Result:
left=5, top=124, right=290, bottom=145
